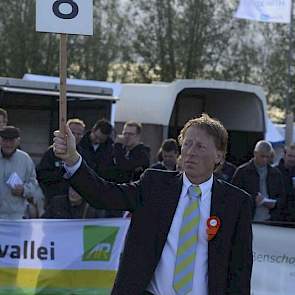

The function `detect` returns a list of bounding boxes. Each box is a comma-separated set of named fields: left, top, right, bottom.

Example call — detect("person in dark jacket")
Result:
left=232, top=140, right=285, bottom=221
left=78, top=119, right=115, bottom=180
left=36, top=118, right=86, bottom=208
left=151, top=138, right=179, bottom=171
left=214, top=160, right=236, bottom=182
left=275, top=144, right=295, bottom=221
left=113, top=121, right=150, bottom=183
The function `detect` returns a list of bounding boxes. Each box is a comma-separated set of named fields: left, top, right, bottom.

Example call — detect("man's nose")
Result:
left=186, top=145, right=198, bottom=155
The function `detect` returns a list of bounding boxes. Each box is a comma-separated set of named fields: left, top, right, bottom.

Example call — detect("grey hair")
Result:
left=254, top=140, right=273, bottom=153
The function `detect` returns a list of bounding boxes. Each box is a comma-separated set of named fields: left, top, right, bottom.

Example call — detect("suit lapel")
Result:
left=208, top=177, right=226, bottom=295
left=210, top=178, right=226, bottom=225
left=156, top=172, right=183, bottom=260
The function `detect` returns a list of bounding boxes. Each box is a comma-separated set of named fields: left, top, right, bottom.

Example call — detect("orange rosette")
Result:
left=206, top=216, right=221, bottom=241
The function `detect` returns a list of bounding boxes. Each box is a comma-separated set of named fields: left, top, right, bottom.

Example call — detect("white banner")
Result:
left=235, top=0, right=291, bottom=23
left=1, top=220, right=294, bottom=294
left=0, top=218, right=130, bottom=294
left=251, top=223, right=295, bottom=295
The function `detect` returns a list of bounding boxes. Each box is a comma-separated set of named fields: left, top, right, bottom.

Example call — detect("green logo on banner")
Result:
left=83, top=225, right=119, bottom=261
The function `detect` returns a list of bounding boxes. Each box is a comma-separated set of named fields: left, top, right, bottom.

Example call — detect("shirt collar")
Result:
left=183, top=172, right=213, bottom=200
left=0, top=148, right=17, bottom=159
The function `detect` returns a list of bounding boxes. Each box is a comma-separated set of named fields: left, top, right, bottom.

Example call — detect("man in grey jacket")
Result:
left=0, top=126, right=41, bottom=219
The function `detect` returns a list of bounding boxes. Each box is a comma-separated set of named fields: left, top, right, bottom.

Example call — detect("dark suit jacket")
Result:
left=70, top=161, right=253, bottom=295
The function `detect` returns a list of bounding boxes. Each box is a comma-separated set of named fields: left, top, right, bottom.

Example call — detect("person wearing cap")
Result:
left=0, top=126, right=41, bottom=219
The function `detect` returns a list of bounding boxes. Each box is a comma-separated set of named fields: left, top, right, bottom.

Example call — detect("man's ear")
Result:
left=215, top=150, right=223, bottom=165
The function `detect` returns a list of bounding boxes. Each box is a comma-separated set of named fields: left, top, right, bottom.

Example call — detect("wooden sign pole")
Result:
left=59, top=33, right=68, bottom=133
left=36, top=0, right=93, bottom=132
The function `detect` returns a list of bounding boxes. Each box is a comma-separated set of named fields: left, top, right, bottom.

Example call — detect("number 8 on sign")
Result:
left=36, top=0, right=93, bottom=36
left=53, top=0, right=79, bottom=19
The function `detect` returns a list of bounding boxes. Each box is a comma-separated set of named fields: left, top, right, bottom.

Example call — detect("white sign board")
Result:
left=36, top=0, right=93, bottom=35
left=251, top=223, right=295, bottom=295
left=0, top=219, right=130, bottom=293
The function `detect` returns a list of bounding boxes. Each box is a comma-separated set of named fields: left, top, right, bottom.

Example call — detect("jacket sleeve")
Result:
left=23, top=157, right=40, bottom=199
left=69, top=160, right=149, bottom=212
left=227, top=195, right=253, bottom=295
left=231, top=168, right=244, bottom=189
left=232, top=168, right=255, bottom=217
left=274, top=169, right=286, bottom=203
left=270, top=169, right=287, bottom=221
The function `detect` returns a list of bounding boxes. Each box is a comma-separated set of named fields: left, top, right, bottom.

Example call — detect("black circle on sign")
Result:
left=52, top=0, right=79, bottom=19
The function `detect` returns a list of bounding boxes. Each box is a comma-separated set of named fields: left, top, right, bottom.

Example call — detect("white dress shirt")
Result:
left=146, top=173, right=213, bottom=295
left=63, top=156, right=82, bottom=177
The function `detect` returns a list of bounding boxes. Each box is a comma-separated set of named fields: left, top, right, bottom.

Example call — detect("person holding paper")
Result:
left=0, top=126, right=42, bottom=219
left=53, top=114, right=253, bottom=295
left=232, top=140, right=285, bottom=221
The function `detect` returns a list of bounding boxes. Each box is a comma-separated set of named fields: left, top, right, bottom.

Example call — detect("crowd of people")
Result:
left=0, top=107, right=295, bottom=223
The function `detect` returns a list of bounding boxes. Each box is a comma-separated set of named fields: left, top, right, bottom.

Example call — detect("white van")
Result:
left=0, top=75, right=118, bottom=163
left=115, top=80, right=269, bottom=165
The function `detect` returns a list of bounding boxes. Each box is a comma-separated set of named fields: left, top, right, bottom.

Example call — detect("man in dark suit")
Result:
left=53, top=113, right=253, bottom=295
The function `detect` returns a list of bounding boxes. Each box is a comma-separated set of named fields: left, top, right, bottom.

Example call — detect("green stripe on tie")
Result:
left=179, top=216, right=200, bottom=237
left=183, top=200, right=198, bottom=217
left=176, top=234, right=197, bottom=257
left=173, top=272, right=194, bottom=291
left=174, top=252, right=196, bottom=275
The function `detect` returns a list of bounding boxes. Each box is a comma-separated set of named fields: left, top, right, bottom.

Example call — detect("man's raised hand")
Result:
left=53, top=124, right=80, bottom=166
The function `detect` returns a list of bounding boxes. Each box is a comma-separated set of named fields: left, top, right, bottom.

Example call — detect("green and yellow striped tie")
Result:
left=173, top=185, right=201, bottom=295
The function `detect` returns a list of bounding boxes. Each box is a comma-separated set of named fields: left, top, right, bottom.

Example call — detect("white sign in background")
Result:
left=0, top=219, right=130, bottom=270
left=251, top=224, right=295, bottom=295
left=36, top=0, right=93, bottom=35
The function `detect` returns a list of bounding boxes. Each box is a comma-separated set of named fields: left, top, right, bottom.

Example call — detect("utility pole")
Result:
left=286, top=0, right=294, bottom=145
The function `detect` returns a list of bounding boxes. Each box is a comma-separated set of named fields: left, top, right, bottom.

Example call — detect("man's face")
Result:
left=254, top=150, right=272, bottom=167
left=284, top=148, right=295, bottom=168
left=122, top=126, right=140, bottom=149
left=0, top=115, right=7, bottom=130
left=181, top=126, right=222, bottom=184
left=162, top=150, right=178, bottom=169
left=0, top=137, right=19, bottom=157
left=69, top=123, right=84, bottom=145
left=90, top=128, right=108, bottom=144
